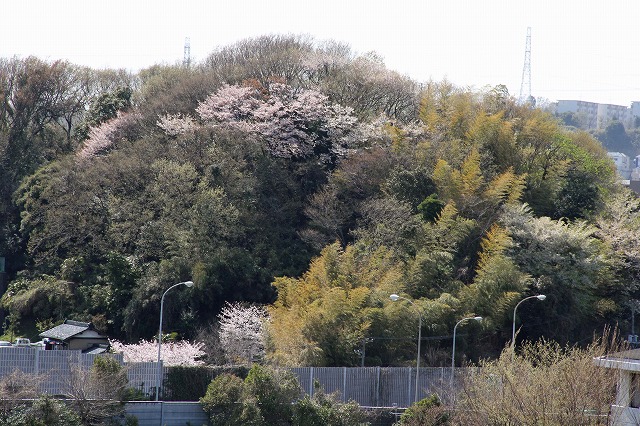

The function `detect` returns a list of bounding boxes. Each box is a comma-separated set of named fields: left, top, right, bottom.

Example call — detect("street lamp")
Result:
left=390, top=294, right=423, bottom=403
left=156, top=280, right=194, bottom=401
left=511, top=294, right=546, bottom=350
left=451, top=316, right=483, bottom=386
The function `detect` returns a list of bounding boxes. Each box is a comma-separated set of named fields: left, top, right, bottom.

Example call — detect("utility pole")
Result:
left=519, top=27, right=532, bottom=105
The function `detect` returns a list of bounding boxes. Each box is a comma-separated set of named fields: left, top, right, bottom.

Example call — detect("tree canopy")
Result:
left=0, top=35, right=633, bottom=368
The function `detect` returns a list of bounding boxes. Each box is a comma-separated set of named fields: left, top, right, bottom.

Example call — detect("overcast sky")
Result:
left=3, top=0, right=639, bottom=106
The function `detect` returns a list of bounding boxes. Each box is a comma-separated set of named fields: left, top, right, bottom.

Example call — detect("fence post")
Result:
left=34, top=348, right=39, bottom=375
left=343, top=367, right=347, bottom=402
left=375, top=367, right=380, bottom=407
left=408, top=367, right=412, bottom=407
left=309, top=367, right=314, bottom=397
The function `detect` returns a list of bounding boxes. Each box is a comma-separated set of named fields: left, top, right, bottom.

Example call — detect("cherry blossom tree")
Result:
left=110, top=339, right=205, bottom=366
left=196, top=82, right=357, bottom=161
left=76, top=111, right=140, bottom=161
left=218, top=302, right=268, bottom=365
left=156, top=113, right=198, bottom=137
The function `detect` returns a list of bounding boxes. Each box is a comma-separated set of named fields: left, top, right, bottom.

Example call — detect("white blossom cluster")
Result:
left=110, top=339, right=205, bottom=366
left=218, top=302, right=268, bottom=365
left=156, top=113, right=198, bottom=136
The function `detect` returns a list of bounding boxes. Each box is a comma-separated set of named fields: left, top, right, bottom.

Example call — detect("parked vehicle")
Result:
left=13, top=338, right=31, bottom=347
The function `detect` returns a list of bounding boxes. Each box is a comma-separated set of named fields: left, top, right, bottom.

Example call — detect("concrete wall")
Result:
left=125, top=402, right=209, bottom=426
left=611, top=405, right=640, bottom=425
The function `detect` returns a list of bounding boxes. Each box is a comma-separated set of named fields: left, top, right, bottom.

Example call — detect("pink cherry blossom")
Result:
left=110, top=339, right=205, bottom=366
left=196, top=82, right=357, bottom=160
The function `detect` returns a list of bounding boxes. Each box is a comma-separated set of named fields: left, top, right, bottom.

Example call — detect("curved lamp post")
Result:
left=451, top=316, right=483, bottom=386
left=390, top=294, right=423, bottom=403
left=156, top=280, right=194, bottom=401
left=511, top=294, right=546, bottom=350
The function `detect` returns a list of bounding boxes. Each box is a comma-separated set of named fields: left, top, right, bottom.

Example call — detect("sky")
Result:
left=3, top=0, right=640, bottom=106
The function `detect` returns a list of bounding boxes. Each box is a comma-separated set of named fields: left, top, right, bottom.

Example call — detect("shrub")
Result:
left=201, top=374, right=250, bottom=426
left=292, top=388, right=368, bottom=426
left=454, top=333, right=619, bottom=426
left=64, top=355, right=128, bottom=425
left=201, top=365, right=369, bottom=425
left=244, top=364, right=301, bottom=425
left=396, top=394, right=450, bottom=426
left=0, top=396, right=82, bottom=426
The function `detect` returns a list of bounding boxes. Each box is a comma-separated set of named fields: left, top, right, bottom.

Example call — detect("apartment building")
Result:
left=556, top=100, right=639, bottom=130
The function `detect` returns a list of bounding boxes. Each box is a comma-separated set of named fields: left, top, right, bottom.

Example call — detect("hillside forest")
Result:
left=1, top=35, right=638, bottom=367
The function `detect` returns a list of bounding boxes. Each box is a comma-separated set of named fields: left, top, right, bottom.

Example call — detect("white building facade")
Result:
left=608, top=152, right=632, bottom=180
left=556, top=100, right=639, bottom=130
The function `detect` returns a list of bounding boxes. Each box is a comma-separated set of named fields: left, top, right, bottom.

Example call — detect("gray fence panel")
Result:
left=378, top=367, right=412, bottom=407
left=313, top=367, right=343, bottom=396
left=0, top=347, right=33, bottom=375
left=290, top=367, right=458, bottom=407
left=0, top=349, right=129, bottom=396
left=421, top=367, right=451, bottom=402
left=291, top=367, right=308, bottom=395
left=343, top=367, right=376, bottom=406
left=126, top=361, right=163, bottom=398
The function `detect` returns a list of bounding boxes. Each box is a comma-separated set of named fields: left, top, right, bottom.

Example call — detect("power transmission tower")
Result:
left=519, top=27, right=533, bottom=105
left=183, top=37, right=191, bottom=68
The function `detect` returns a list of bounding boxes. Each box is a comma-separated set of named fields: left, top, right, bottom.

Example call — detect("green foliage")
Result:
left=405, top=203, right=475, bottom=299
left=0, top=396, right=82, bottom=426
left=554, top=167, right=600, bottom=219
left=123, top=415, right=139, bottom=426
left=245, top=365, right=301, bottom=424
left=268, top=243, right=405, bottom=366
left=383, top=167, right=436, bottom=209
left=1, top=275, right=75, bottom=321
left=0, top=38, right=632, bottom=360
left=201, top=365, right=304, bottom=426
left=76, top=87, right=132, bottom=140
left=201, top=374, right=251, bottom=426
left=292, top=390, right=368, bottom=426
left=595, top=120, right=632, bottom=155
left=501, top=205, right=611, bottom=342
left=396, top=394, right=450, bottom=426
left=417, top=194, right=445, bottom=222
left=202, top=365, right=368, bottom=426
left=91, top=356, right=128, bottom=402
left=459, top=225, right=529, bottom=332
left=62, top=356, right=128, bottom=425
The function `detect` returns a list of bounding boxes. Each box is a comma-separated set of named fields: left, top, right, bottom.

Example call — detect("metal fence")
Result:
left=291, top=366, right=456, bottom=408
left=0, top=348, right=467, bottom=407
left=126, top=360, right=163, bottom=398
left=0, top=347, right=157, bottom=396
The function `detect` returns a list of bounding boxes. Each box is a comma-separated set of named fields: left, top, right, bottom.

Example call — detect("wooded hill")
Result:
left=0, top=35, right=636, bottom=366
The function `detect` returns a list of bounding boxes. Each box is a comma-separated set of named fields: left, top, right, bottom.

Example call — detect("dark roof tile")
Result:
left=39, top=320, right=95, bottom=341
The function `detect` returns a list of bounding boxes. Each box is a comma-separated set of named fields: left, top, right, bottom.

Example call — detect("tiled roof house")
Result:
left=39, top=320, right=109, bottom=353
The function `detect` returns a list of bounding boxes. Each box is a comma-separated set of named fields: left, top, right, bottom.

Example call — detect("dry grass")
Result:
left=452, top=329, right=621, bottom=426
